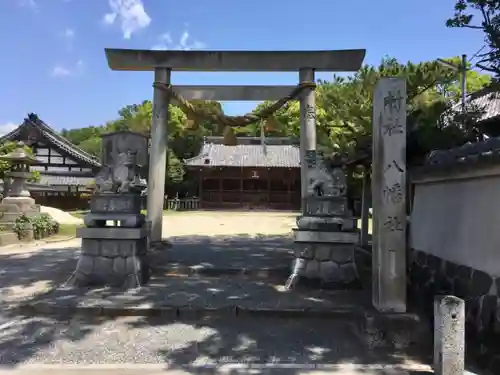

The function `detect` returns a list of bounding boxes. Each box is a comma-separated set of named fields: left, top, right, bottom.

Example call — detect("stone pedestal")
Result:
left=85, top=194, right=145, bottom=228
left=287, top=151, right=361, bottom=290
left=293, top=205, right=360, bottom=288
left=0, top=189, right=40, bottom=231
left=72, top=131, right=150, bottom=289
left=74, top=227, right=149, bottom=288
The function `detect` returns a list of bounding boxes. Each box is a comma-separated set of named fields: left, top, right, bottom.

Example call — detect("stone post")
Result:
left=299, top=68, right=316, bottom=210
left=371, top=77, right=407, bottom=313
left=147, top=68, right=171, bottom=244
left=434, top=295, right=465, bottom=375
left=360, top=170, right=371, bottom=247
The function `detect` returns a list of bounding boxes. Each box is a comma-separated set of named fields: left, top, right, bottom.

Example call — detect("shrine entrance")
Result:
left=103, top=48, right=410, bottom=313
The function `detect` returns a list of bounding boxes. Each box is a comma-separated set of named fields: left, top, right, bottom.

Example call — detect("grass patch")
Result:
left=53, top=224, right=81, bottom=238
left=68, top=210, right=88, bottom=219
left=69, top=209, right=175, bottom=218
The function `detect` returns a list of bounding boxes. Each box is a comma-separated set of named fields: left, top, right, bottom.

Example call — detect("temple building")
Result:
left=184, top=136, right=301, bottom=210
left=0, top=113, right=101, bottom=210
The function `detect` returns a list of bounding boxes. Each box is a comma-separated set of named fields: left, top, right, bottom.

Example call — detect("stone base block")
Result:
left=77, top=226, right=148, bottom=239
left=73, top=231, right=149, bottom=289
left=293, top=229, right=359, bottom=244
left=0, top=232, right=19, bottom=246
left=83, top=213, right=145, bottom=228
left=0, top=196, right=38, bottom=212
left=293, top=242, right=358, bottom=287
left=296, top=216, right=357, bottom=232
left=90, top=193, right=142, bottom=215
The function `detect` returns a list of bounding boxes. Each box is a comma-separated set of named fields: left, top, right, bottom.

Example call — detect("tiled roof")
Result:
left=425, top=137, right=500, bottom=167
left=0, top=113, right=101, bottom=168
left=184, top=137, right=300, bottom=168
left=444, top=87, right=500, bottom=124
left=38, top=174, right=94, bottom=186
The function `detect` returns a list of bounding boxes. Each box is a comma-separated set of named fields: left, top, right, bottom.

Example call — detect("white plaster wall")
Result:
left=410, top=173, right=500, bottom=276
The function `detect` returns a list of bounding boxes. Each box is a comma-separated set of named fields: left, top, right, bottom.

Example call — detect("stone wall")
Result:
left=407, top=247, right=500, bottom=372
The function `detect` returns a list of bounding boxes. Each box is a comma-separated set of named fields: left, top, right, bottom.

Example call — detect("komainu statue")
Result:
left=286, top=150, right=359, bottom=291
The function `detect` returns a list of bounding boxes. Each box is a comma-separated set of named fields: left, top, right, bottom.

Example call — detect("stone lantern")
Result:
left=0, top=142, right=40, bottom=227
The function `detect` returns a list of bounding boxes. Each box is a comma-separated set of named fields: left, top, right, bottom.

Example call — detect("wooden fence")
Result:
left=163, top=197, right=200, bottom=211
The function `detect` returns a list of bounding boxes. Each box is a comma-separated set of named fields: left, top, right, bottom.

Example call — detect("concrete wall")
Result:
left=411, top=168, right=500, bottom=276
left=409, top=165, right=500, bottom=373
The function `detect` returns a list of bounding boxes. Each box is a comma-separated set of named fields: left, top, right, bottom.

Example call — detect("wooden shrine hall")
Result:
left=184, top=136, right=301, bottom=210
left=0, top=113, right=101, bottom=210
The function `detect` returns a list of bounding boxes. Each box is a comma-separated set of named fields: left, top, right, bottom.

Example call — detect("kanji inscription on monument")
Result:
left=372, top=77, right=407, bottom=313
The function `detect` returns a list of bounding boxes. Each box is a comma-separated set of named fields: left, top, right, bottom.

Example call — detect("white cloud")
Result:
left=51, top=65, right=71, bottom=77
left=103, top=0, right=151, bottom=39
left=18, top=0, right=38, bottom=11
left=178, top=31, right=206, bottom=50
left=63, top=28, right=75, bottom=39
left=50, top=60, right=84, bottom=78
left=151, top=33, right=173, bottom=50
left=62, top=28, right=75, bottom=50
left=0, top=123, right=18, bottom=136
left=151, top=30, right=206, bottom=51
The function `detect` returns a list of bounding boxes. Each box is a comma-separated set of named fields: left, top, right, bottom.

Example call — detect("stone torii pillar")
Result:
left=299, top=68, right=317, bottom=205
left=104, top=49, right=366, bottom=244
left=148, top=68, right=170, bottom=243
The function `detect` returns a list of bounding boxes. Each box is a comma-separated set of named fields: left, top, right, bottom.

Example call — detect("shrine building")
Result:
left=184, top=136, right=301, bottom=210
left=0, top=113, right=101, bottom=210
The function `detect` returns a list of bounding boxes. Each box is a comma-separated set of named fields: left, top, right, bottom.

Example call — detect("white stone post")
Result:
left=299, top=68, right=316, bottom=212
left=434, top=295, right=465, bottom=375
left=147, top=68, right=170, bottom=243
left=371, top=77, right=407, bottom=312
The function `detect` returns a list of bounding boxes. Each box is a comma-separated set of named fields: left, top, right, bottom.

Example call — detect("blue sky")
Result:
left=0, top=0, right=487, bottom=134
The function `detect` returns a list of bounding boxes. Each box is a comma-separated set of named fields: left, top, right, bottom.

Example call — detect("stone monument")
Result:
left=73, top=131, right=150, bottom=288
left=286, top=150, right=359, bottom=290
left=0, top=142, right=41, bottom=232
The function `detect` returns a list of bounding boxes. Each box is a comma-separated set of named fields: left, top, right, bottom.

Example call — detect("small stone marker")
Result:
left=434, top=295, right=465, bottom=375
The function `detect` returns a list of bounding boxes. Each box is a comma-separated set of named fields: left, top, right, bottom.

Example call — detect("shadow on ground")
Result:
left=0, top=247, right=79, bottom=304
left=0, top=234, right=430, bottom=371
left=150, top=234, right=295, bottom=272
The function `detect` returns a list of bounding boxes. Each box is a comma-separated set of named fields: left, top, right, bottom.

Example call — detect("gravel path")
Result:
left=0, top=314, right=426, bottom=368
left=161, top=211, right=297, bottom=237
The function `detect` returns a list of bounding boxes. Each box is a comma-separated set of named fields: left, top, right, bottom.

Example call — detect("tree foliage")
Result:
left=446, top=0, right=500, bottom=78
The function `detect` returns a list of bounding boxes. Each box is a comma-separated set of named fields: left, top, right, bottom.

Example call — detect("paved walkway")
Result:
left=0, top=212, right=430, bottom=370
left=0, top=239, right=80, bottom=305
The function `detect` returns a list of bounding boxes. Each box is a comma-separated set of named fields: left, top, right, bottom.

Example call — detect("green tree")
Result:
left=446, top=0, right=500, bottom=77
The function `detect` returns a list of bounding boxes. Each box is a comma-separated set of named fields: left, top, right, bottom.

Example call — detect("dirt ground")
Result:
left=161, top=211, right=298, bottom=236
left=0, top=212, right=298, bottom=304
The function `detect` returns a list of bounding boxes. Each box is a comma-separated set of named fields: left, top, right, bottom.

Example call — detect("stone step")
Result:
left=21, top=274, right=430, bottom=353
left=151, top=262, right=291, bottom=281
left=1, top=363, right=434, bottom=375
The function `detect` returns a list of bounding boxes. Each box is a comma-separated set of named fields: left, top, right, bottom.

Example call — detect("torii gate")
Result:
left=103, top=48, right=407, bottom=313
left=104, top=48, right=365, bottom=240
